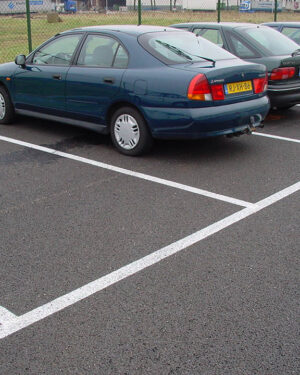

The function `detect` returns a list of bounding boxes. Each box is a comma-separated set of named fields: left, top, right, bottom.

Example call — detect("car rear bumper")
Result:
left=143, top=96, right=270, bottom=139
left=268, top=83, right=300, bottom=107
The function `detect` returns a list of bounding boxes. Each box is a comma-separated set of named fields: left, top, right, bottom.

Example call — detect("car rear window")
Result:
left=138, top=31, right=236, bottom=65
left=240, top=26, right=299, bottom=56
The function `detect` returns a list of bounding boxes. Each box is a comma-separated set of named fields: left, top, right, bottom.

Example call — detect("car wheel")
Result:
left=0, top=86, right=15, bottom=124
left=110, top=107, right=153, bottom=156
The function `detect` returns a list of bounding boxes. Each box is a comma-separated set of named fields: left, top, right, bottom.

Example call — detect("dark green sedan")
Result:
left=170, top=22, right=300, bottom=110
left=0, top=25, right=270, bottom=155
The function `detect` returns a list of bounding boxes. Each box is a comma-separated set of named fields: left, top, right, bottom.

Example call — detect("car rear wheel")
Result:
left=0, top=86, right=15, bottom=124
left=110, top=107, right=153, bottom=156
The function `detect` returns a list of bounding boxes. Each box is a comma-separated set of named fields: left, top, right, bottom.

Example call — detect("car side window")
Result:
left=77, top=35, right=128, bottom=68
left=290, top=29, right=300, bottom=44
left=282, top=27, right=299, bottom=37
left=282, top=27, right=300, bottom=44
left=227, top=34, right=257, bottom=59
left=192, top=28, right=203, bottom=36
left=32, top=35, right=82, bottom=65
left=113, top=45, right=129, bottom=68
left=193, top=28, right=224, bottom=48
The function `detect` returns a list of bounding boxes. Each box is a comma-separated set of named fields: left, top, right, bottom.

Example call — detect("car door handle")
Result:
left=52, top=74, right=62, bottom=80
left=103, top=77, right=115, bottom=84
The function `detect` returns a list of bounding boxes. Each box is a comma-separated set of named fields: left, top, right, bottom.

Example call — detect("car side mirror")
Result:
left=15, top=54, right=26, bottom=67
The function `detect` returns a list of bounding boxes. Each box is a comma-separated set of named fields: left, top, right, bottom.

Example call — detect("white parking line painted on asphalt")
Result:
left=0, top=307, right=17, bottom=322
left=253, top=132, right=300, bottom=144
left=0, top=135, right=254, bottom=208
left=0, top=181, right=299, bottom=339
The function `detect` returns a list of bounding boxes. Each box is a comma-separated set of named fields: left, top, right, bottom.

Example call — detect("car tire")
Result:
left=0, top=86, right=15, bottom=124
left=110, top=107, right=153, bottom=156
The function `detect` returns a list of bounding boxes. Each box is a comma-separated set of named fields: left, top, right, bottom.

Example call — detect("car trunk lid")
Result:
left=170, top=58, right=267, bottom=103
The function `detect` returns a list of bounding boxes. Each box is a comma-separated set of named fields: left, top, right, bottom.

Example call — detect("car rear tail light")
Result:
left=211, top=84, right=225, bottom=100
left=270, top=67, right=295, bottom=80
left=253, top=74, right=268, bottom=94
left=187, top=74, right=224, bottom=101
left=188, top=74, right=212, bottom=101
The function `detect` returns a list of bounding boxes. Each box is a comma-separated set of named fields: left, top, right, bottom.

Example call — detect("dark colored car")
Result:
left=171, top=22, right=300, bottom=109
left=0, top=25, right=269, bottom=155
left=262, top=22, right=300, bottom=45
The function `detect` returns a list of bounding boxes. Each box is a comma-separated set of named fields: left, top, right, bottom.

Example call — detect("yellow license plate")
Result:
left=225, top=80, right=253, bottom=95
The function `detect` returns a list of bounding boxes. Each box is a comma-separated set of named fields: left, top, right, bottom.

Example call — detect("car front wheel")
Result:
left=0, top=86, right=15, bottom=124
left=110, top=107, right=153, bottom=156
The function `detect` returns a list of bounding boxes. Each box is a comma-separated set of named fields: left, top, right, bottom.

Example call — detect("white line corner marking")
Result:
left=0, top=307, right=17, bottom=323
left=1, top=181, right=299, bottom=340
left=0, top=135, right=253, bottom=208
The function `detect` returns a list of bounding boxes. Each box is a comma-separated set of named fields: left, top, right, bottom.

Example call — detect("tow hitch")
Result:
left=250, top=113, right=263, bottom=128
left=247, top=114, right=264, bottom=134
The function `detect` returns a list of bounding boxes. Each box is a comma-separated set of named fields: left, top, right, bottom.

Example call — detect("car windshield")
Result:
left=138, top=31, right=236, bottom=64
left=240, top=26, right=299, bottom=56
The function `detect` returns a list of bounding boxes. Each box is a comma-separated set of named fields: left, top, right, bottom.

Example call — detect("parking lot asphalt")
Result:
left=0, top=106, right=299, bottom=375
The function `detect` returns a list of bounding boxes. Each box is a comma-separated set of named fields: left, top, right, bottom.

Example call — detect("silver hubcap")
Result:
left=0, top=93, right=5, bottom=120
left=114, top=114, right=140, bottom=150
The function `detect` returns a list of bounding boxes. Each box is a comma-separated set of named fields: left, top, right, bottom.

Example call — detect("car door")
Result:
left=65, top=34, right=128, bottom=125
left=13, top=33, right=83, bottom=114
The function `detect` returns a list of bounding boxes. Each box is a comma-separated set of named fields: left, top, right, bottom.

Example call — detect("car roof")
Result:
left=61, top=25, right=178, bottom=36
left=262, top=22, right=300, bottom=26
left=171, top=22, right=260, bottom=29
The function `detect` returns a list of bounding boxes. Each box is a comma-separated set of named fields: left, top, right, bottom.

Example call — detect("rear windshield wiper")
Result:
left=155, top=40, right=216, bottom=66
left=188, top=52, right=216, bottom=67
left=155, top=40, right=193, bottom=61
left=156, top=40, right=216, bottom=66
left=292, top=48, right=300, bottom=57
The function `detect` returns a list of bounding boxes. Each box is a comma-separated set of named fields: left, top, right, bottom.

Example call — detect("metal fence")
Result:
left=1, top=0, right=300, bottom=63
